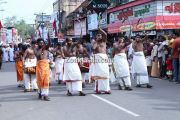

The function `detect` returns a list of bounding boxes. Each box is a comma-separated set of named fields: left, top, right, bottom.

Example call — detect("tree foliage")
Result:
left=3, top=16, right=36, bottom=39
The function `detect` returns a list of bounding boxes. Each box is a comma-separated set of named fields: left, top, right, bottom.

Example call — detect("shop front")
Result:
left=107, top=0, right=180, bottom=37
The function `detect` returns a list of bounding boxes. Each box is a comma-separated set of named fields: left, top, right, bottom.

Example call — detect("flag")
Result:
left=53, top=19, right=58, bottom=37
left=0, top=20, right=3, bottom=30
left=12, top=28, right=16, bottom=36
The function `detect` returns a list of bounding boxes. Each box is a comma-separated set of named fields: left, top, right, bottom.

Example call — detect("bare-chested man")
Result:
left=23, top=41, right=38, bottom=92
left=63, top=37, right=86, bottom=96
left=14, top=43, right=24, bottom=87
left=131, top=35, right=152, bottom=88
left=76, top=42, right=89, bottom=88
left=113, top=37, right=132, bottom=91
left=54, top=43, right=64, bottom=84
left=91, top=28, right=111, bottom=94
left=35, top=37, right=51, bottom=101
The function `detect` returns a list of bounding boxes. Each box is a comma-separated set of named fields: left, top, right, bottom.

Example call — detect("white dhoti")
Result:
left=146, top=56, right=152, bottom=67
left=113, top=53, right=131, bottom=87
left=24, top=74, right=38, bottom=89
left=55, top=58, right=64, bottom=81
left=9, top=48, right=14, bottom=62
left=24, top=58, right=38, bottom=90
left=82, top=73, right=89, bottom=82
left=2, top=48, right=8, bottom=62
left=92, top=54, right=110, bottom=92
left=131, top=52, right=149, bottom=85
left=63, top=57, right=82, bottom=92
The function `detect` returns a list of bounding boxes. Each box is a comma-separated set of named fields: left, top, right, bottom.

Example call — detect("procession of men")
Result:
left=1, top=29, right=156, bottom=102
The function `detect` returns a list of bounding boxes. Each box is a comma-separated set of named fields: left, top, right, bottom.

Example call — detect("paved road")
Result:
left=0, top=62, right=180, bottom=120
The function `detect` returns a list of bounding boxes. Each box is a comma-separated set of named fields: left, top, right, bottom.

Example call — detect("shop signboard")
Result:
left=120, top=25, right=132, bottom=32
left=74, top=19, right=86, bottom=36
left=88, top=0, right=110, bottom=13
left=99, top=12, right=107, bottom=28
left=134, top=4, right=151, bottom=17
left=136, top=22, right=156, bottom=31
left=156, top=21, right=180, bottom=29
left=159, top=0, right=180, bottom=16
left=88, top=14, right=98, bottom=30
left=109, top=2, right=155, bottom=24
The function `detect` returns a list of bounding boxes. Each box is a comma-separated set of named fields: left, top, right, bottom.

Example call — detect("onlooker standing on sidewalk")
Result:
left=165, top=54, right=173, bottom=80
left=171, top=33, right=180, bottom=83
left=158, top=36, right=167, bottom=78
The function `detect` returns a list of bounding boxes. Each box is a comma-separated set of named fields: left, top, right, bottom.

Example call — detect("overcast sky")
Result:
left=0, top=0, right=55, bottom=24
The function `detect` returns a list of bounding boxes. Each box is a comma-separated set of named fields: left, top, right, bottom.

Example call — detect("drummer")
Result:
left=76, top=40, right=90, bottom=88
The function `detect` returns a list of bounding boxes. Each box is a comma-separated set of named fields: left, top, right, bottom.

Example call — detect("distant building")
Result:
left=52, top=0, right=85, bottom=33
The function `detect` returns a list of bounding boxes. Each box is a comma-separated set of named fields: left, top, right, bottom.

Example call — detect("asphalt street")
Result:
left=0, top=62, right=180, bottom=120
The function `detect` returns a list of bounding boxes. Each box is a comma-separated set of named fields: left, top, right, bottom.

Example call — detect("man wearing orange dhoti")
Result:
left=35, top=36, right=51, bottom=101
left=14, top=43, right=24, bottom=87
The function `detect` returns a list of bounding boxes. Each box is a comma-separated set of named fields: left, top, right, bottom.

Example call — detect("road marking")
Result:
left=92, top=94, right=140, bottom=117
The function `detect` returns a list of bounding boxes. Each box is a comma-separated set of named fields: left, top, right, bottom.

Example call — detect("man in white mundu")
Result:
left=113, top=37, right=132, bottom=91
left=54, top=43, right=64, bottom=84
left=63, top=38, right=85, bottom=96
left=91, top=29, right=111, bottom=94
left=9, top=45, right=14, bottom=62
left=23, top=41, right=38, bottom=92
left=131, top=35, right=152, bottom=88
left=2, top=45, right=9, bottom=62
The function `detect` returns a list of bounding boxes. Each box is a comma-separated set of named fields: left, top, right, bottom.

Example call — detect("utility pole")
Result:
left=58, top=0, right=61, bottom=32
left=41, top=12, right=46, bottom=39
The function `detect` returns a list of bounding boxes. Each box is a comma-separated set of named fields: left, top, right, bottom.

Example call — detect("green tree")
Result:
left=3, top=16, right=36, bottom=39
left=14, top=20, right=35, bottom=39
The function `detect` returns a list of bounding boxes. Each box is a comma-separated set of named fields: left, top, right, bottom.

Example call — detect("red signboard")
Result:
left=165, top=3, right=180, bottom=13
left=108, top=15, right=180, bottom=34
left=117, top=8, right=133, bottom=20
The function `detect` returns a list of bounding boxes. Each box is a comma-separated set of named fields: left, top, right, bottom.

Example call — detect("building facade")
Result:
left=107, top=0, right=180, bottom=36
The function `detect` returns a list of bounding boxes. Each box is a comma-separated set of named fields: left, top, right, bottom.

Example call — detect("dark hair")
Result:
left=22, top=44, right=28, bottom=51
left=31, top=40, right=37, bottom=45
left=66, top=37, right=72, bottom=42
left=37, top=38, right=44, bottom=43
left=57, top=42, right=61, bottom=46
left=174, top=32, right=180, bottom=36
left=135, top=34, right=141, bottom=38
left=18, top=43, right=23, bottom=48
left=27, top=44, right=31, bottom=48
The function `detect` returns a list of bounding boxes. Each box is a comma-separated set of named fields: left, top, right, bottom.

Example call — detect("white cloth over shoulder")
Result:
left=131, top=52, right=149, bottom=85
left=113, top=53, right=130, bottom=78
